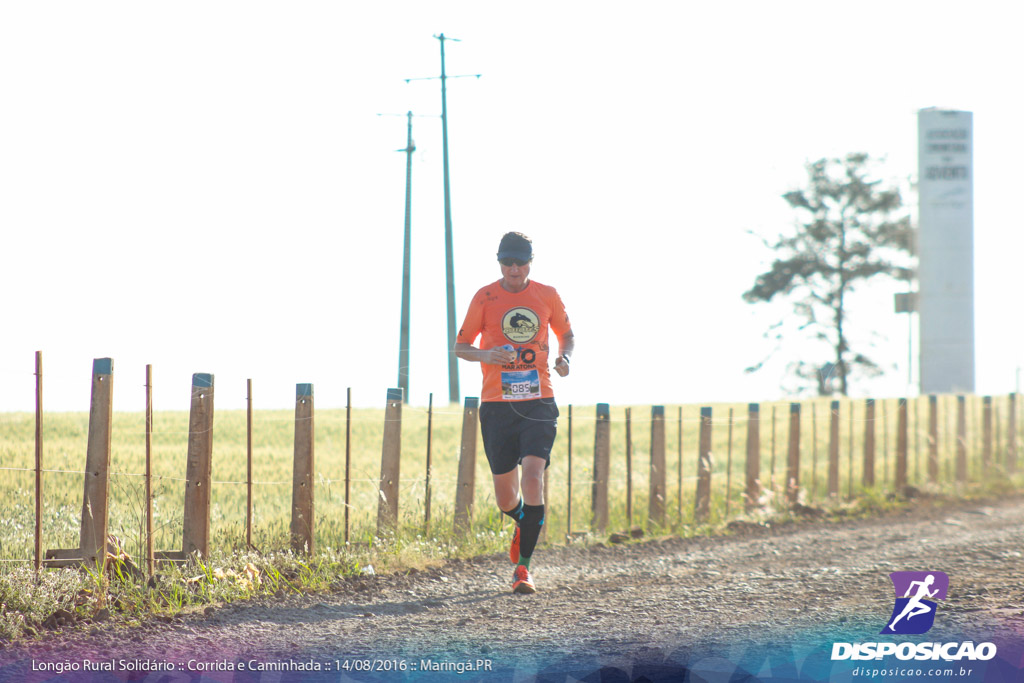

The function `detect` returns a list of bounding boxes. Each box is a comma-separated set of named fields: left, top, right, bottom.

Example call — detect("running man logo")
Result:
left=881, top=571, right=949, bottom=635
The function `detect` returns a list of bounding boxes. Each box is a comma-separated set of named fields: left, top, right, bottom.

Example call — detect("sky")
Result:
left=2, top=1, right=1022, bottom=413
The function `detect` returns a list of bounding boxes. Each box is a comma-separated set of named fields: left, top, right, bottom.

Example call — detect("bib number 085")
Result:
left=509, top=381, right=532, bottom=395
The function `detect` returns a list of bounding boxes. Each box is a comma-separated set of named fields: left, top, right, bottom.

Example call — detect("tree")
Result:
left=744, top=153, right=914, bottom=396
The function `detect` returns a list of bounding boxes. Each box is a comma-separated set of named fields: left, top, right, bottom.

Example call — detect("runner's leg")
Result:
left=495, top=470, right=525, bottom=564
left=516, top=455, right=546, bottom=568
left=492, top=469, right=521, bottom=512
left=520, top=455, right=545, bottom=506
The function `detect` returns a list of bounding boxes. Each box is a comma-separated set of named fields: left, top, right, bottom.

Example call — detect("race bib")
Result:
left=501, top=369, right=541, bottom=400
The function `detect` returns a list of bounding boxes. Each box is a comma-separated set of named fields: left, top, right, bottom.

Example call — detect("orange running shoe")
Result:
left=509, top=525, right=520, bottom=565
left=512, top=564, right=535, bottom=594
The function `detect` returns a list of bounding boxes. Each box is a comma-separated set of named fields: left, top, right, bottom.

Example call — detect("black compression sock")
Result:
left=518, top=503, right=545, bottom=561
left=501, top=498, right=524, bottom=523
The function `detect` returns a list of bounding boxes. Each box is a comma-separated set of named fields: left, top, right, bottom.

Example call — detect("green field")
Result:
left=1, top=394, right=1021, bottom=567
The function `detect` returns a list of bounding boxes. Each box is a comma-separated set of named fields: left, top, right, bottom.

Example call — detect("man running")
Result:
left=888, top=574, right=939, bottom=631
left=454, top=231, right=575, bottom=594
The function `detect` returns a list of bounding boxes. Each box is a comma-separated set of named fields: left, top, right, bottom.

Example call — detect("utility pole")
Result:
left=437, top=33, right=460, bottom=405
left=379, top=111, right=441, bottom=404
left=407, top=35, right=479, bottom=404
left=398, top=111, right=414, bottom=403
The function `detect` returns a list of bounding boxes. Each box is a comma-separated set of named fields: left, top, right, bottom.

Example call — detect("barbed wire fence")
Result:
left=1, top=354, right=1020, bottom=575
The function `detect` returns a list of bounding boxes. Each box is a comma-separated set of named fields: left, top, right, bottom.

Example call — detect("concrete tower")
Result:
left=917, top=108, right=975, bottom=393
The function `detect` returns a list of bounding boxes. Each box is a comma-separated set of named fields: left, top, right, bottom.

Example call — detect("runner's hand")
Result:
left=554, top=356, right=570, bottom=377
left=486, top=346, right=516, bottom=365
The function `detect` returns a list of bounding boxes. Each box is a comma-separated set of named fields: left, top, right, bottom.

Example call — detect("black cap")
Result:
left=496, top=232, right=533, bottom=261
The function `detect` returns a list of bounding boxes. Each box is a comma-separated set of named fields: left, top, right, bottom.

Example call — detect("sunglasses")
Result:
left=499, top=258, right=531, bottom=267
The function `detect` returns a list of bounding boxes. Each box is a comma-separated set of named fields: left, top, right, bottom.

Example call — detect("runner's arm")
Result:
left=554, top=331, right=574, bottom=377
left=455, top=342, right=515, bottom=365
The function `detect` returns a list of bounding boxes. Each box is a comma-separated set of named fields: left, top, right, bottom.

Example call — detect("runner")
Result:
left=888, top=574, right=939, bottom=631
left=454, top=231, right=575, bottom=594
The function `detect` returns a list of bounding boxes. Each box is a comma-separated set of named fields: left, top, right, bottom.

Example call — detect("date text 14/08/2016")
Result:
left=339, top=659, right=494, bottom=674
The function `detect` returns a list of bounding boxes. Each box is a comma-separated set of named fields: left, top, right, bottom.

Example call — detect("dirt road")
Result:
left=2, top=496, right=1023, bottom=681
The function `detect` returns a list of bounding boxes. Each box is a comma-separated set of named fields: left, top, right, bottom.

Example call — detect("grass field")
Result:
left=0, top=393, right=1021, bottom=641
left=2, top=393, right=1021, bottom=568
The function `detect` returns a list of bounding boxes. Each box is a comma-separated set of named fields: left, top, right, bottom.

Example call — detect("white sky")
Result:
left=2, top=1, right=1022, bottom=413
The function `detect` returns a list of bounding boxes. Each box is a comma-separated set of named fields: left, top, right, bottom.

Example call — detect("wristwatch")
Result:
left=557, top=355, right=570, bottom=365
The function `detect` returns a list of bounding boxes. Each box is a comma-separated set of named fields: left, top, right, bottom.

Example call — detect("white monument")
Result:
left=917, top=108, right=975, bottom=394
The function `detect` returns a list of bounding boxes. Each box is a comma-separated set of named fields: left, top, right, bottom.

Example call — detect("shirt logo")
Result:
left=501, top=307, right=540, bottom=344
left=881, top=571, right=948, bottom=635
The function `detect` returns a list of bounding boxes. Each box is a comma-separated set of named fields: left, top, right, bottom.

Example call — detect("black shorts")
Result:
left=479, top=398, right=559, bottom=475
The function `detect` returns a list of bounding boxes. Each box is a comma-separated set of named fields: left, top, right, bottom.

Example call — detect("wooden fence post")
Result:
left=996, top=403, right=1003, bottom=462
left=787, top=403, right=800, bottom=503
left=648, top=405, right=666, bottom=528
left=745, top=403, right=761, bottom=510
left=566, top=405, right=573, bottom=539
left=625, top=408, right=633, bottom=529
left=677, top=407, right=684, bottom=523
left=1008, top=393, right=1018, bottom=473
left=453, top=397, right=479, bottom=534
left=982, top=396, right=993, bottom=475
left=847, top=401, right=855, bottom=499
left=345, top=387, right=352, bottom=544
left=828, top=401, right=840, bottom=498
left=725, top=408, right=734, bottom=518
left=34, top=352, right=43, bottom=575
left=972, top=396, right=980, bottom=479
left=770, top=406, right=777, bottom=494
left=246, top=379, right=253, bottom=550
left=592, top=404, right=610, bottom=533
left=944, top=396, right=952, bottom=481
left=882, top=399, right=889, bottom=484
left=896, top=398, right=908, bottom=493
left=694, top=407, right=713, bottom=523
left=291, top=383, right=315, bottom=554
left=82, top=358, right=115, bottom=567
left=811, top=403, right=818, bottom=500
left=182, top=374, right=215, bottom=558
left=917, top=397, right=925, bottom=483
left=46, top=358, right=114, bottom=569
left=927, top=395, right=939, bottom=482
left=145, top=365, right=154, bottom=577
left=424, top=393, right=433, bottom=535
left=155, top=372, right=215, bottom=564
left=377, top=388, right=403, bottom=536
left=956, top=395, right=968, bottom=482
left=863, top=399, right=876, bottom=487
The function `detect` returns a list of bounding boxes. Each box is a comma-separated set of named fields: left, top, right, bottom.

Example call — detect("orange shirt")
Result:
left=457, top=279, right=572, bottom=403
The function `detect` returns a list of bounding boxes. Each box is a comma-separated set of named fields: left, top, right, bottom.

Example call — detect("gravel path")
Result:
left=2, top=496, right=1023, bottom=682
